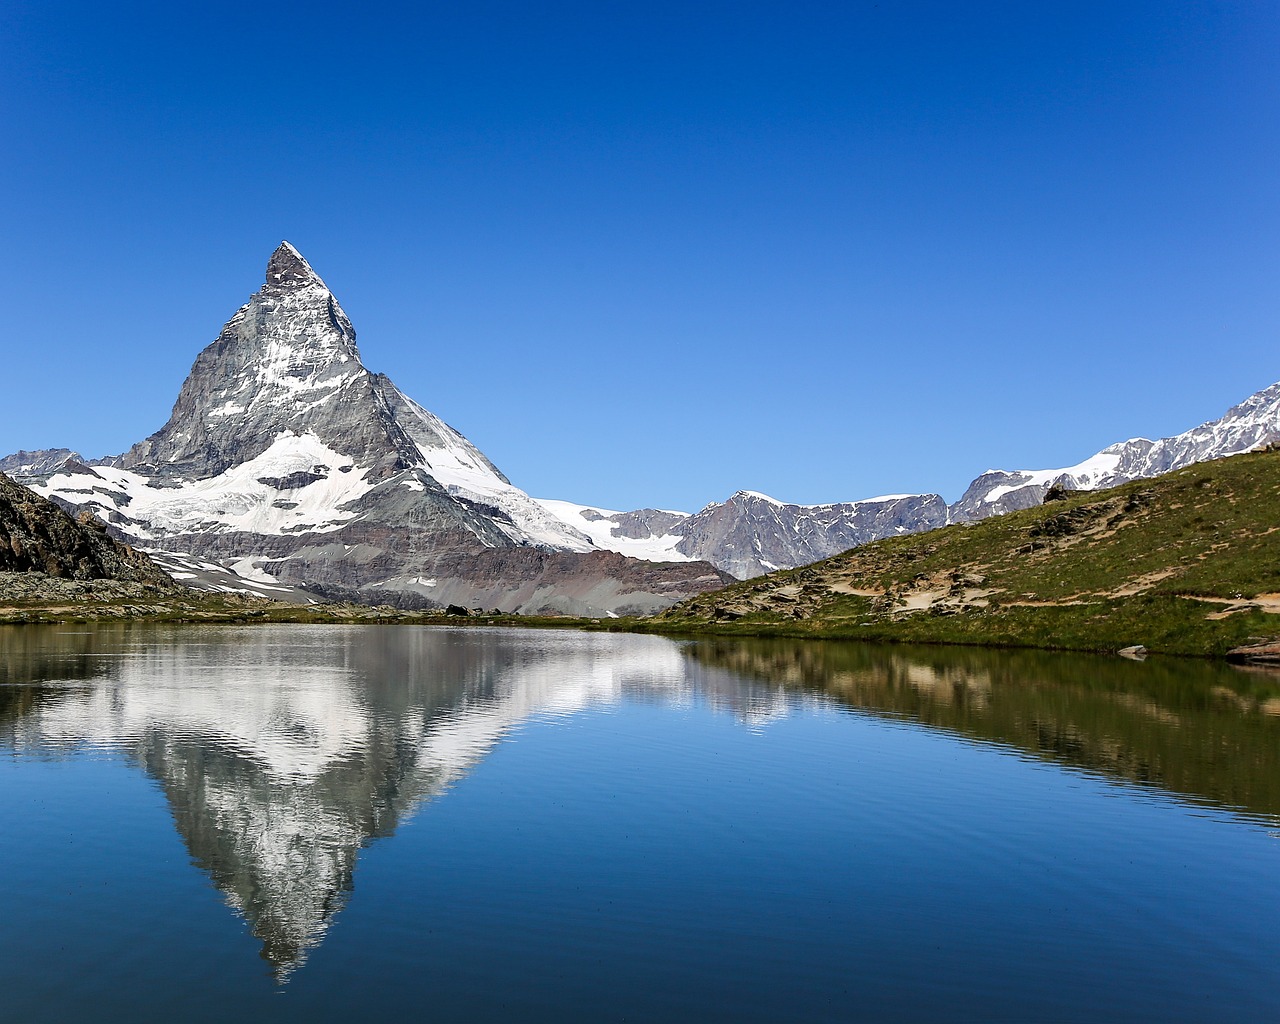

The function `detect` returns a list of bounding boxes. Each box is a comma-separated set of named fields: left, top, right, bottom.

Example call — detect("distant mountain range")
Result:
left=5, top=242, right=1278, bottom=605
left=537, top=381, right=1280, bottom=578
left=535, top=492, right=950, bottom=581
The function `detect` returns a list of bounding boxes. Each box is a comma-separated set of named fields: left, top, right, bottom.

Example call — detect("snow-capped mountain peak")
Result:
left=116, top=241, right=386, bottom=481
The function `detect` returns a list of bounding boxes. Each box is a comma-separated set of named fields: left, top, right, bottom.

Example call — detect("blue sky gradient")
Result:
left=3, top=2, right=1277, bottom=509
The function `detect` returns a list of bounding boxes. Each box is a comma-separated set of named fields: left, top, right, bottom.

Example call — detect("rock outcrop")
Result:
left=0, top=472, right=173, bottom=586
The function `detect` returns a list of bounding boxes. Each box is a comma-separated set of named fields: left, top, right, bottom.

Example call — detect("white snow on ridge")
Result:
left=534, top=498, right=693, bottom=563
left=38, top=432, right=373, bottom=539
left=855, top=493, right=917, bottom=503
left=388, top=387, right=595, bottom=551
left=978, top=449, right=1125, bottom=505
left=737, top=490, right=783, bottom=505
left=737, top=490, right=926, bottom=509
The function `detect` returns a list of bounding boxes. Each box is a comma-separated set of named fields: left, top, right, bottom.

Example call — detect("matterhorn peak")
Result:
left=17, top=243, right=736, bottom=615
left=264, top=241, right=326, bottom=294
left=115, top=243, right=393, bottom=479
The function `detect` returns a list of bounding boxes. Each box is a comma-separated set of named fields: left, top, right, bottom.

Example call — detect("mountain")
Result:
left=541, top=379, right=1280, bottom=578
left=10, top=244, right=730, bottom=615
left=539, top=490, right=950, bottom=580
left=11, top=242, right=1278, bottom=600
left=656, top=447, right=1280, bottom=657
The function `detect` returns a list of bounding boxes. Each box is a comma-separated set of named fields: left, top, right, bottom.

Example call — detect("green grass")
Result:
left=650, top=448, right=1280, bottom=657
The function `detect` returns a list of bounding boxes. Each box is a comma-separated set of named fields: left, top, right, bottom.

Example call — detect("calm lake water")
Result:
left=1, top=624, right=1277, bottom=1022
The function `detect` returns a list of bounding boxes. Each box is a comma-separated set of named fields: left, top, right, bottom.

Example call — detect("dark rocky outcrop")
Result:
left=0, top=472, right=173, bottom=586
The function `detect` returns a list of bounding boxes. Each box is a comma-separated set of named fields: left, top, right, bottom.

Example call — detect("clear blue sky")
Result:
left=2, top=2, right=1276, bottom=510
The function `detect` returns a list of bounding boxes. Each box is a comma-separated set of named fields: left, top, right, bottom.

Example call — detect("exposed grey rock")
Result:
left=607, top=508, right=688, bottom=541
left=0, top=449, right=82, bottom=479
left=671, top=491, right=950, bottom=580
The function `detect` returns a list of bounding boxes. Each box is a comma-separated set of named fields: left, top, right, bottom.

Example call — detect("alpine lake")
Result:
left=1, top=623, right=1276, bottom=1023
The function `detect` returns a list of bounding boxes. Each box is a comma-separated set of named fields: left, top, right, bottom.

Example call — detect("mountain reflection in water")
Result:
left=0, top=623, right=1276, bottom=983
left=0, top=624, right=782, bottom=978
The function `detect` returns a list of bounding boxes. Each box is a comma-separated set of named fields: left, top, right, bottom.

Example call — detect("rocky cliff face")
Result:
left=0, top=472, right=173, bottom=586
left=10, top=244, right=726, bottom=615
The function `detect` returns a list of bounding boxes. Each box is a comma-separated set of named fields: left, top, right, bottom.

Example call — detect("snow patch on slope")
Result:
left=386, top=386, right=595, bottom=551
left=976, top=449, right=1126, bottom=505
left=39, top=432, right=372, bottom=539
left=534, top=498, right=693, bottom=563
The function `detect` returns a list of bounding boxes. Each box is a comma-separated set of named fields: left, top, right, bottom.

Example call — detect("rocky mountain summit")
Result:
left=10, top=244, right=729, bottom=614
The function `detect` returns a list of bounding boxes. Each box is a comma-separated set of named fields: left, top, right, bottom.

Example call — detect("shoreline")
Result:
left=1, top=592, right=1276, bottom=666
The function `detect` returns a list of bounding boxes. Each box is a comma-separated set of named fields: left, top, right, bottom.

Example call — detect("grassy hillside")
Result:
left=653, top=448, right=1280, bottom=657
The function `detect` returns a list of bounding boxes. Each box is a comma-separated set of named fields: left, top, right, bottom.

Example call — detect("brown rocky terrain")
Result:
left=0, top=472, right=174, bottom=586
